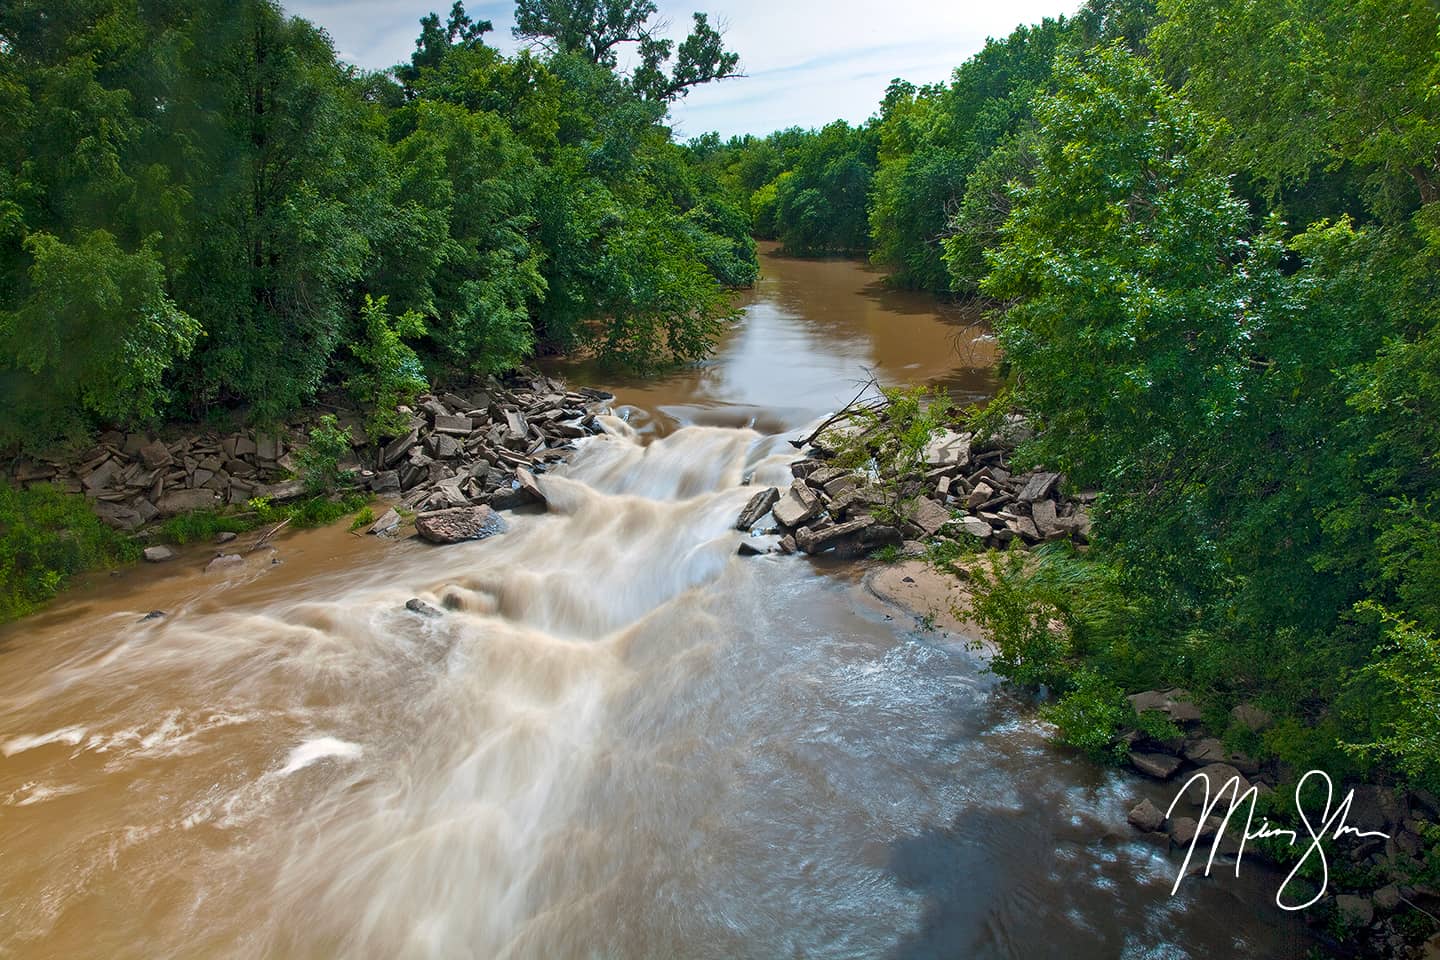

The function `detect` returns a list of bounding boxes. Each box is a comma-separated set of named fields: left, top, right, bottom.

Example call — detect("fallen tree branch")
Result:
left=791, top=373, right=883, bottom=449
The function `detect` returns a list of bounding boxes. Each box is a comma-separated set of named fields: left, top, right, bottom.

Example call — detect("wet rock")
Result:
left=1129, top=751, right=1183, bottom=780
left=415, top=505, right=507, bottom=544
left=796, top=516, right=876, bottom=554
left=738, top=535, right=782, bottom=556
left=773, top=484, right=822, bottom=528
left=736, top=487, right=780, bottom=530
left=1168, top=816, right=1215, bottom=847
left=1128, top=798, right=1165, bottom=832
left=142, top=545, right=174, bottom=563
left=206, top=554, right=244, bottom=573
left=777, top=534, right=797, bottom=554
left=514, top=466, right=546, bottom=505
left=405, top=598, right=443, bottom=618
left=368, top=508, right=402, bottom=536
left=137, top=610, right=166, bottom=622
left=216, top=531, right=238, bottom=544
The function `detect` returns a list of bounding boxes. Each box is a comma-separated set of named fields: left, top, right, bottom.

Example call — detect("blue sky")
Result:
left=288, top=0, right=1079, bottom=139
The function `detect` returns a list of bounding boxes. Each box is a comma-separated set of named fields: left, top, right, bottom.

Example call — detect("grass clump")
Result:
left=0, top=482, right=140, bottom=622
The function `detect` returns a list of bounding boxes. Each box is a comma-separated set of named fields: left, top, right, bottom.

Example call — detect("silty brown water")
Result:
left=0, top=244, right=1311, bottom=958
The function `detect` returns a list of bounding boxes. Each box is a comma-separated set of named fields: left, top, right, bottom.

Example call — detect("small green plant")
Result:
left=347, top=294, right=429, bottom=441
left=968, top=545, right=1072, bottom=689
left=1041, top=668, right=1130, bottom=763
left=157, top=508, right=257, bottom=545
left=1135, top=709, right=1183, bottom=746
left=0, top=482, right=139, bottom=622
left=295, top=415, right=354, bottom=495
left=822, top=384, right=953, bottom=524
left=349, top=506, right=376, bottom=532
left=870, top=543, right=904, bottom=563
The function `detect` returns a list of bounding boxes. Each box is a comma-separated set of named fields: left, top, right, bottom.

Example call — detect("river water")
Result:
left=0, top=246, right=1310, bottom=958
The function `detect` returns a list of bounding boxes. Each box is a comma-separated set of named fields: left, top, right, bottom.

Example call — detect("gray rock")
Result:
left=405, top=598, right=443, bottom=618
left=1127, top=798, right=1165, bottom=832
left=1334, top=894, right=1374, bottom=928
left=216, top=531, right=238, bottom=544
left=1016, top=471, right=1061, bottom=502
left=1129, top=751, right=1183, bottom=780
left=382, top=428, right=420, bottom=467
left=142, top=545, right=174, bottom=563
left=254, top=479, right=307, bottom=503
left=735, top=487, right=780, bottom=530
left=773, top=484, right=822, bottom=528
left=796, top=516, right=875, bottom=554
left=94, top=501, right=144, bottom=530
left=157, top=489, right=222, bottom=517
left=514, top=467, right=546, bottom=505
left=1128, top=688, right=1202, bottom=724
left=1185, top=763, right=1252, bottom=797
left=1372, top=884, right=1401, bottom=913
left=1230, top=703, right=1273, bottom=732
left=415, top=505, right=507, bottom=544
left=956, top=516, right=992, bottom=539
left=368, top=508, right=402, bottom=536
left=738, top=535, right=782, bottom=556
left=923, top=430, right=971, bottom=468
left=435, top=414, right=474, bottom=436
left=370, top=470, right=401, bottom=495
left=1183, top=738, right=1228, bottom=764
left=907, top=497, right=952, bottom=538
left=139, top=440, right=174, bottom=470
left=206, top=554, right=244, bottom=573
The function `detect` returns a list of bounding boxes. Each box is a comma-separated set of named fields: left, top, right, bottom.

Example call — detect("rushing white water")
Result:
left=0, top=247, right=1310, bottom=958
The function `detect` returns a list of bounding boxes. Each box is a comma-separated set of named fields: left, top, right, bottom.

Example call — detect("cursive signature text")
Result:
left=1165, top=769, right=1390, bottom=910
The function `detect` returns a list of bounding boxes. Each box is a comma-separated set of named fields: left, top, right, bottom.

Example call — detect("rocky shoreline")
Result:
left=4, top=371, right=615, bottom=544
left=732, top=412, right=1093, bottom=557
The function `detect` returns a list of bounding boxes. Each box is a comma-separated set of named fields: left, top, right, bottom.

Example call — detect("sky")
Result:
left=288, top=0, right=1080, bottom=139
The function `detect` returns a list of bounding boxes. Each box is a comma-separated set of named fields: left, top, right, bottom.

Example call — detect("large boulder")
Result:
left=415, top=506, right=507, bottom=544
left=735, top=487, right=780, bottom=530
left=1129, top=751, right=1183, bottom=780
left=1127, top=798, right=1165, bottom=832
left=796, top=516, right=875, bottom=554
left=773, top=484, right=822, bottom=528
left=157, top=488, right=222, bottom=517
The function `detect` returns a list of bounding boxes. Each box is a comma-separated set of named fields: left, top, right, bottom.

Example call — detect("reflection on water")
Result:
left=551, top=243, right=997, bottom=435
left=0, top=249, right=1311, bottom=959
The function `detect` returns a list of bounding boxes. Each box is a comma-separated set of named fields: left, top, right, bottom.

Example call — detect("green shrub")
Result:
left=968, top=546, right=1072, bottom=689
left=824, top=383, right=953, bottom=524
left=348, top=506, right=376, bottom=532
left=346, top=295, right=429, bottom=441
left=295, top=415, right=354, bottom=495
left=1041, top=669, right=1130, bottom=764
left=157, top=508, right=257, bottom=545
left=0, top=483, right=139, bottom=622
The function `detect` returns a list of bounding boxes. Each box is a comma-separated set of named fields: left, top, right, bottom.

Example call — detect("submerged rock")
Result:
left=405, top=598, right=443, bottom=618
left=415, top=505, right=507, bottom=544
left=142, top=545, right=174, bottom=563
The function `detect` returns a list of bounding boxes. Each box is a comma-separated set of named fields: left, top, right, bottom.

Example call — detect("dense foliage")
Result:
left=0, top=0, right=754, bottom=448
left=0, top=483, right=139, bottom=621
left=714, top=0, right=1440, bottom=798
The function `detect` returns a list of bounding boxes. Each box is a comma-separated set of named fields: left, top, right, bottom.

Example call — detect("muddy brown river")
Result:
left=0, top=245, right=1312, bottom=958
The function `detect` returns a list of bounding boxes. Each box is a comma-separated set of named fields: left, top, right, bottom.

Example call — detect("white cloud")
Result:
left=289, top=0, right=1080, bottom=138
